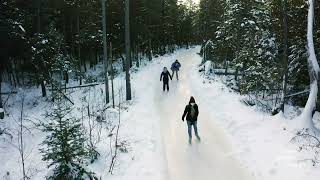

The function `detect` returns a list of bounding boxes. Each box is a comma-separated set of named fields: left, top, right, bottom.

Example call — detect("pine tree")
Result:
left=40, top=102, right=96, bottom=179
left=198, top=0, right=224, bottom=41
left=213, top=0, right=279, bottom=95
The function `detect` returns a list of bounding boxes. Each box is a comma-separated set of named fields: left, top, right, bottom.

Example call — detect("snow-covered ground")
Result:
left=155, top=48, right=250, bottom=180
left=187, top=48, right=320, bottom=180
left=1, top=47, right=320, bottom=180
left=92, top=47, right=320, bottom=180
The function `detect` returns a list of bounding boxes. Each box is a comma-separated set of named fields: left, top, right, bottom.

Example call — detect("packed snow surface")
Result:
left=155, top=48, right=250, bottom=180
left=2, top=47, right=320, bottom=180
left=124, top=47, right=320, bottom=180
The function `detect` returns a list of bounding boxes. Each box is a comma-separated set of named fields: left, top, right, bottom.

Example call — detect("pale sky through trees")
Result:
left=180, top=0, right=200, bottom=5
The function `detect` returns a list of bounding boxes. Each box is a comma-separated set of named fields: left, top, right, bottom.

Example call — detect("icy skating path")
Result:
left=154, top=47, right=251, bottom=180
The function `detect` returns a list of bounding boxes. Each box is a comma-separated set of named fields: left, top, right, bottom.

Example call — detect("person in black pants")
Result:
left=182, top=96, right=200, bottom=144
left=160, top=67, right=172, bottom=91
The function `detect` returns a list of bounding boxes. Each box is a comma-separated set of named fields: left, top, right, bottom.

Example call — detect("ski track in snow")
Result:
left=104, top=47, right=250, bottom=180
left=155, top=47, right=251, bottom=180
left=116, top=46, right=320, bottom=180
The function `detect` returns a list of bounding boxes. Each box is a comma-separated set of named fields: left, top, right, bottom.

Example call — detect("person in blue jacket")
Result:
left=171, top=59, right=181, bottom=80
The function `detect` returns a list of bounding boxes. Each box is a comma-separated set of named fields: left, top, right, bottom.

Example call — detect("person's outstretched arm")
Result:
left=182, top=105, right=188, bottom=121
left=169, top=72, right=172, bottom=80
left=160, top=73, right=163, bottom=81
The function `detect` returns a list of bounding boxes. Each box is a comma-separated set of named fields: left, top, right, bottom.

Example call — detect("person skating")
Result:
left=182, top=96, right=200, bottom=144
left=171, top=59, right=181, bottom=80
left=160, top=67, right=172, bottom=91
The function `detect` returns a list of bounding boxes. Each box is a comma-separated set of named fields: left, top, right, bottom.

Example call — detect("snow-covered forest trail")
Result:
left=42, top=46, right=318, bottom=179
left=154, top=47, right=251, bottom=180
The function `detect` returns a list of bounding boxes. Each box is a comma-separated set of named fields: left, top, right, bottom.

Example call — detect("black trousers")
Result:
left=163, top=81, right=169, bottom=91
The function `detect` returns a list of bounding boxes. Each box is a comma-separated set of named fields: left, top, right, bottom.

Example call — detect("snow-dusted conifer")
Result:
left=40, top=101, right=96, bottom=179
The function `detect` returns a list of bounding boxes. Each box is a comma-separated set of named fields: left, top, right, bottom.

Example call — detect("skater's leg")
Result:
left=163, top=82, right=165, bottom=91
left=193, top=121, right=200, bottom=140
left=187, top=121, right=192, bottom=143
left=167, top=82, right=169, bottom=91
left=176, top=70, right=179, bottom=80
left=172, top=70, right=175, bottom=77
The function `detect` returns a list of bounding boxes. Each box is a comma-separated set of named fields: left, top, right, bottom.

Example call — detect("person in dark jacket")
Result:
left=182, top=96, right=200, bottom=144
left=171, top=59, right=181, bottom=80
left=160, top=67, right=172, bottom=91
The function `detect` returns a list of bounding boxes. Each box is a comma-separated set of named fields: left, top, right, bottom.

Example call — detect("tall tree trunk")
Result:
left=64, top=71, right=69, bottom=84
left=96, top=50, right=99, bottom=65
left=301, top=0, right=320, bottom=129
left=14, top=60, right=20, bottom=87
left=125, top=0, right=132, bottom=100
left=0, top=71, right=3, bottom=119
left=41, top=80, right=46, bottom=97
left=77, top=9, right=83, bottom=85
left=37, top=0, right=41, bottom=34
left=21, top=60, right=25, bottom=85
left=204, top=0, right=209, bottom=41
left=19, top=96, right=26, bottom=180
left=38, top=0, right=46, bottom=97
left=0, top=71, right=3, bottom=109
left=110, top=42, right=115, bottom=108
left=280, top=0, right=289, bottom=113
left=148, top=39, right=152, bottom=61
left=161, top=0, right=166, bottom=55
left=136, top=44, right=140, bottom=68
left=10, top=62, right=16, bottom=88
left=102, top=0, right=109, bottom=104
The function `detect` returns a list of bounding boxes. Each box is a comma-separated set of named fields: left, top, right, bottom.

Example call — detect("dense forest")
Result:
left=1, top=0, right=319, bottom=113
left=197, top=0, right=320, bottom=113
left=0, top=0, right=197, bottom=101
left=1, top=0, right=320, bottom=179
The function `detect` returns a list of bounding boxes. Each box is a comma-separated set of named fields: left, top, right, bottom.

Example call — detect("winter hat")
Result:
left=189, top=96, right=195, bottom=104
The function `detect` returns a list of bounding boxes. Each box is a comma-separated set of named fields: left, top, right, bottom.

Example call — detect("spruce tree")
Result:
left=40, top=102, right=96, bottom=179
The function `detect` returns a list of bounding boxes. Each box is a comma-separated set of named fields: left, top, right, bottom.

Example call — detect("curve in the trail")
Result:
left=155, top=47, right=251, bottom=180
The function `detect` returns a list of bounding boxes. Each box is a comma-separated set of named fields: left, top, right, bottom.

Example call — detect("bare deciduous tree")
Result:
left=300, top=0, right=320, bottom=130
left=109, top=88, right=124, bottom=174
left=18, top=95, right=27, bottom=180
left=291, top=128, right=320, bottom=166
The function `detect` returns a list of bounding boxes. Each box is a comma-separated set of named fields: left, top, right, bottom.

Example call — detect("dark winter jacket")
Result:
left=182, top=103, right=199, bottom=121
left=160, top=71, right=172, bottom=82
left=171, top=62, right=181, bottom=71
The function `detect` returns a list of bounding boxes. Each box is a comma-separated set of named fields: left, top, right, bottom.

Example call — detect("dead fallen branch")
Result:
left=47, top=83, right=100, bottom=90
left=0, top=91, right=17, bottom=95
